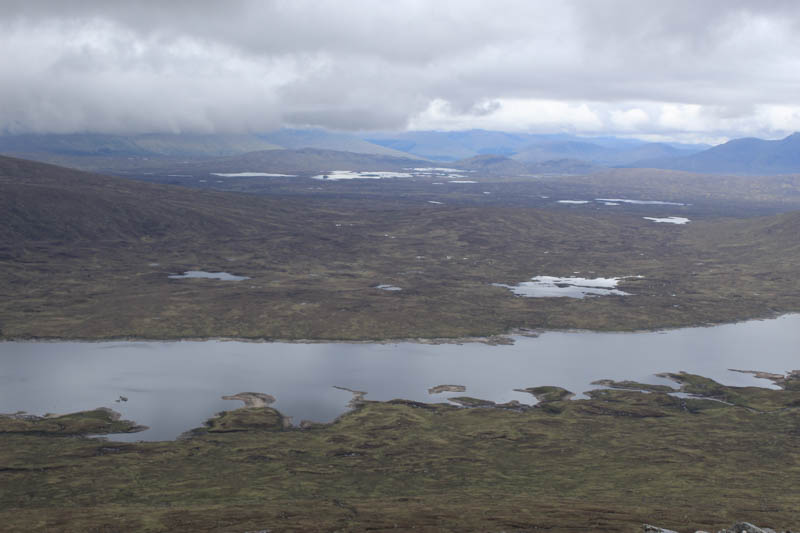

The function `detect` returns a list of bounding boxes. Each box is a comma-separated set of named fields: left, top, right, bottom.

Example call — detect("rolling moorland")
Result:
left=110, top=153, right=800, bottom=216
left=2, top=155, right=800, bottom=340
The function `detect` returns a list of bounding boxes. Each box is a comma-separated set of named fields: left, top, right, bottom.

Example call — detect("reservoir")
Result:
left=1, top=314, right=798, bottom=441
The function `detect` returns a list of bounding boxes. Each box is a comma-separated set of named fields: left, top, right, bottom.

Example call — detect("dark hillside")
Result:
left=0, top=155, right=297, bottom=244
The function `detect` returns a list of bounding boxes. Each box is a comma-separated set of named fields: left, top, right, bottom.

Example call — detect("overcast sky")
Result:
left=2, top=0, right=800, bottom=143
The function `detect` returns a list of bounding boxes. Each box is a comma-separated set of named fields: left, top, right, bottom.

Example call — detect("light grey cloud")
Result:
left=2, top=0, right=800, bottom=140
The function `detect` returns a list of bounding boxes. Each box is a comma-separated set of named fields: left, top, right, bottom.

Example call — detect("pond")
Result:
left=210, top=172, right=296, bottom=177
left=1, top=314, right=798, bottom=442
left=493, top=276, right=635, bottom=298
left=311, top=171, right=413, bottom=180
left=643, top=216, right=691, bottom=224
left=168, top=271, right=250, bottom=281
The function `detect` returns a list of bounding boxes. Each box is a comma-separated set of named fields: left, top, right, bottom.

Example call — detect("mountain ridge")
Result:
left=634, top=132, right=800, bottom=174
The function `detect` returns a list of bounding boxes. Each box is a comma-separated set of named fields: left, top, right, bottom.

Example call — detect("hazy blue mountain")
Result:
left=524, top=158, right=604, bottom=175
left=0, top=130, right=418, bottom=161
left=605, top=142, right=703, bottom=165
left=165, top=148, right=429, bottom=175
left=512, top=140, right=612, bottom=163
left=364, top=130, right=543, bottom=161
left=257, top=129, right=425, bottom=159
left=452, top=154, right=604, bottom=176
left=453, top=154, right=530, bottom=175
left=364, top=129, right=708, bottom=165
left=132, top=134, right=283, bottom=156
left=513, top=139, right=704, bottom=166
left=566, top=135, right=646, bottom=150
left=635, top=132, right=800, bottom=174
left=0, top=129, right=712, bottom=172
left=0, top=133, right=282, bottom=158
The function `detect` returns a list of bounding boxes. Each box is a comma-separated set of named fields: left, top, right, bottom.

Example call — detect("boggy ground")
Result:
left=0, top=373, right=798, bottom=532
left=2, top=156, right=800, bottom=341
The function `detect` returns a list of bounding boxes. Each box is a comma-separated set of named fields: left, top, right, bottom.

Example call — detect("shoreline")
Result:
left=0, top=310, right=794, bottom=345
left=10, top=369, right=799, bottom=445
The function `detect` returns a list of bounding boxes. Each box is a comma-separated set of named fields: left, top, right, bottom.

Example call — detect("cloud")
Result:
left=1, top=0, right=800, bottom=140
left=409, top=98, right=604, bottom=133
left=610, top=109, right=651, bottom=131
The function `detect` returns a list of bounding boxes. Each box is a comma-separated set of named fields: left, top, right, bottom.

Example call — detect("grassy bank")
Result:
left=1, top=373, right=798, bottom=532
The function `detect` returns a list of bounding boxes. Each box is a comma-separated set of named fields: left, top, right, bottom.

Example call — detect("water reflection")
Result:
left=1, top=315, right=798, bottom=441
left=168, top=271, right=249, bottom=281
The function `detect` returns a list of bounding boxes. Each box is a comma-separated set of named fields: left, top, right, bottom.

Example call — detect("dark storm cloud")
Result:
left=2, top=0, right=800, bottom=141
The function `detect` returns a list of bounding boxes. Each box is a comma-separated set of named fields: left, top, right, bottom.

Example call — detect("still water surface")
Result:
left=1, top=315, right=798, bottom=442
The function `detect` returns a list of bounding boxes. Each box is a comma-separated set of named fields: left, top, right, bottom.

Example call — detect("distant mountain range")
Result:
left=257, top=129, right=425, bottom=159
left=0, top=133, right=283, bottom=158
left=0, top=128, right=708, bottom=164
left=365, top=129, right=709, bottom=164
left=0, top=130, right=422, bottom=161
left=366, top=130, right=541, bottom=160
left=1, top=129, right=799, bottom=175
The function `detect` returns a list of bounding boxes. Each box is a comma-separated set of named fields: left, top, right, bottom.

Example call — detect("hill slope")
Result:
left=453, top=154, right=530, bottom=175
left=0, top=131, right=420, bottom=173
left=638, top=132, right=800, bottom=174
left=0, top=133, right=283, bottom=158
left=513, top=140, right=703, bottom=166
left=2, top=155, right=800, bottom=341
left=142, top=148, right=431, bottom=176
left=0, top=155, right=302, bottom=246
left=258, top=129, right=425, bottom=159
left=364, top=130, right=709, bottom=163
left=451, top=154, right=602, bottom=176
left=365, top=130, right=540, bottom=160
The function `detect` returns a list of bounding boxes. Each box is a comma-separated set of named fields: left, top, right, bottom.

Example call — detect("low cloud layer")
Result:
left=2, top=0, right=800, bottom=141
